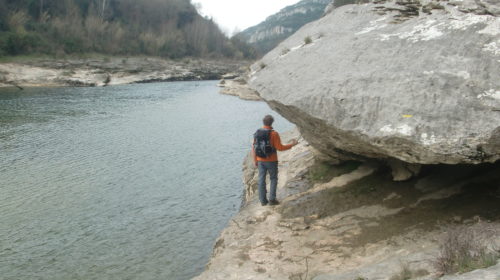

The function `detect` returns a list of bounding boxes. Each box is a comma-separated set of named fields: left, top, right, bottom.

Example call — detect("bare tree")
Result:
left=40, top=0, right=44, bottom=18
left=101, top=0, right=107, bottom=19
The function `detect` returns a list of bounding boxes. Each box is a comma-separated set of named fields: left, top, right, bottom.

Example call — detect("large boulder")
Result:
left=248, top=0, right=500, bottom=165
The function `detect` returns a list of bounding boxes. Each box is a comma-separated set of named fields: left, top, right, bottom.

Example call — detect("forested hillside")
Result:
left=0, top=0, right=256, bottom=59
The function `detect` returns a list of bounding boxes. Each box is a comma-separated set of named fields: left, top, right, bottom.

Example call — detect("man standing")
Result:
left=253, top=115, right=298, bottom=206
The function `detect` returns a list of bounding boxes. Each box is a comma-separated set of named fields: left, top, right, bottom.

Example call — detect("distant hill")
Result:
left=234, top=0, right=331, bottom=56
left=0, top=0, right=256, bottom=59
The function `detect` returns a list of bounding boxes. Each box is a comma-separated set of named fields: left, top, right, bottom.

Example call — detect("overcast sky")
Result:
left=193, top=0, right=301, bottom=35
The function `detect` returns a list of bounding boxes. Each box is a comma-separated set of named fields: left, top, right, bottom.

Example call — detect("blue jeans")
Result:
left=258, top=161, right=278, bottom=204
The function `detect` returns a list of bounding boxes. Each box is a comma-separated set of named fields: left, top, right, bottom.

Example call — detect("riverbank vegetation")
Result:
left=0, top=0, right=256, bottom=60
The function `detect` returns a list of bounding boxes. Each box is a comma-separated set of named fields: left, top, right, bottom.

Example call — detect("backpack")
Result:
left=253, top=128, right=276, bottom=158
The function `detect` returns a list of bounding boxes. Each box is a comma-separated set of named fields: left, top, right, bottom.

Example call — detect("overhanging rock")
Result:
left=249, top=0, right=500, bottom=165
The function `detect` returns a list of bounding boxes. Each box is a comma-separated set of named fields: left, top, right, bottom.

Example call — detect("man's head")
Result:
left=263, top=115, right=274, bottom=126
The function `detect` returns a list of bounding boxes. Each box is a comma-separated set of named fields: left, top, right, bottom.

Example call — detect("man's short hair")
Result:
left=263, top=115, right=274, bottom=126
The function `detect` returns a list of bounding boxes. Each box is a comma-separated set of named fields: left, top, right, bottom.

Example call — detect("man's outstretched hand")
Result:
left=289, top=139, right=299, bottom=146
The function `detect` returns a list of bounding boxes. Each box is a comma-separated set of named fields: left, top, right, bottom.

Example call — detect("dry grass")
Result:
left=389, top=262, right=428, bottom=280
left=434, top=225, right=499, bottom=275
left=389, top=264, right=412, bottom=280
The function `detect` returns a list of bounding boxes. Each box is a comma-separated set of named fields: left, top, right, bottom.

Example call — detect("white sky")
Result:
left=193, top=0, right=301, bottom=35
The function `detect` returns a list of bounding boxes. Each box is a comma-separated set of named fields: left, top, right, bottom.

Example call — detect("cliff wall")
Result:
left=236, top=0, right=331, bottom=55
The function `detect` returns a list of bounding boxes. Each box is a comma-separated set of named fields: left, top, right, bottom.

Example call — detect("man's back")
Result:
left=254, top=125, right=295, bottom=163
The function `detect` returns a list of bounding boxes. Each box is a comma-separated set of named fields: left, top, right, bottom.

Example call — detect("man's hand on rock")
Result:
left=290, top=139, right=299, bottom=146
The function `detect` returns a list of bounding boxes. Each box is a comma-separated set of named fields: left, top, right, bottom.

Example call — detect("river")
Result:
left=0, top=81, right=293, bottom=280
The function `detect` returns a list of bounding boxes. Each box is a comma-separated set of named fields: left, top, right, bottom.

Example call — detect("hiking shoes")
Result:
left=269, top=200, right=280, bottom=206
left=261, top=201, right=268, bottom=206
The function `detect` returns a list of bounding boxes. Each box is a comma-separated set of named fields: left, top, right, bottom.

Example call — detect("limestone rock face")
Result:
left=236, top=0, right=331, bottom=54
left=248, top=0, right=500, bottom=165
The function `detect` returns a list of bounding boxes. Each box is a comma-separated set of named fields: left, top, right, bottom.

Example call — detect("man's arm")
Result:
left=272, top=132, right=298, bottom=151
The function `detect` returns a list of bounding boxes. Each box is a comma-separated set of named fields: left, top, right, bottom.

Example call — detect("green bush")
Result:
left=63, top=37, right=83, bottom=53
left=0, top=31, right=51, bottom=55
left=3, top=32, right=30, bottom=55
left=304, top=36, right=312, bottom=44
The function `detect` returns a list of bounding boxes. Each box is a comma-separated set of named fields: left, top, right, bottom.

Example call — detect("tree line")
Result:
left=0, top=0, right=256, bottom=59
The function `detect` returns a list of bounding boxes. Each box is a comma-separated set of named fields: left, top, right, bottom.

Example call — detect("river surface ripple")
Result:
left=0, top=81, right=292, bottom=280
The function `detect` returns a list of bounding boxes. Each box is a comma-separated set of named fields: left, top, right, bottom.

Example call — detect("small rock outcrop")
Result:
left=248, top=0, right=500, bottom=167
left=218, top=73, right=261, bottom=101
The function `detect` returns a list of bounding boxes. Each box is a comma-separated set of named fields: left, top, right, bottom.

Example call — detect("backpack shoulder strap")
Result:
left=255, top=128, right=270, bottom=137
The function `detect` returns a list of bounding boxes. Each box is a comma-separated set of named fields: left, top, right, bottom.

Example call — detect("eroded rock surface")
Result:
left=248, top=0, right=500, bottom=165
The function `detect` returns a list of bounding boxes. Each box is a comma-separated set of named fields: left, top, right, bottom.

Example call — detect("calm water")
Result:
left=0, top=81, right=292, bottom=280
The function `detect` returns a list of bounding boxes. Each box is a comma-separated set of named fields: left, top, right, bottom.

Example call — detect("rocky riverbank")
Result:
left=195, top=129, right=500, bottom=280
left=0, top=56, right=248, bottom=88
